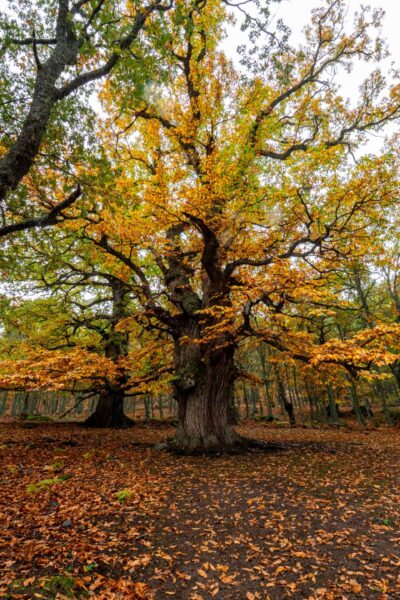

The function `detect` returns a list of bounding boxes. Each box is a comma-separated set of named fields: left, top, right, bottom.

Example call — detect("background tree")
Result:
left=0, top=224, right=172, bottom=426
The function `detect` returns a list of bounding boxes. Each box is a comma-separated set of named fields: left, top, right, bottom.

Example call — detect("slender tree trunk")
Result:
left=327, top=384, right=340, bottom=427
left=158, top=394, right=164, bottom=420
left=257, top=343, right=274, bottom=419
left=144, top=395, right=151, bottom=421
left=370, top=377, right=393, bottom=425
left=258, top=387, right=264, bottom=417
left=305, top=380, right=316, bottom=422
left=265, top=386, right=274, bottom=420
left=276, top=369, right=295, bottom=426
left=242, top=381, right=250, bottom=418
left=348, top=378, right=366, bottom=428
left=250, top=387, right=259, bottom=417
left=228, top=388, right=240, bottom=424
left=292, top=367, right=305, bottom=424
left=364, top=396, right=373, bottom=417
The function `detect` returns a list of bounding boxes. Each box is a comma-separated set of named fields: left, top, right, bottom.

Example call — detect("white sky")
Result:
left=1, top=0, right=399, bottom=150
left=270, top=0, right=399, bottom=49
left=224, top=0, right=400, bottom=71
left=293, top=0, right=399, bottom=92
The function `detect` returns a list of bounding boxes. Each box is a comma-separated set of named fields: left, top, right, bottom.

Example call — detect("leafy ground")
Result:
left=0, top=422, right=399, bottom=599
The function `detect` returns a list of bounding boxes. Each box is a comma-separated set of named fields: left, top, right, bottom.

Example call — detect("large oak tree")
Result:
left=80, top=0, right=400, bottom=450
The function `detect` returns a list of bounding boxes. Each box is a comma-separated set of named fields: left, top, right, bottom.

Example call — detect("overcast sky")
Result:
left=221, top=0, right=400, bottom=152
left=270, top=0, right=399, bottom=51
left=1, top=0, right=398, bottom=150
left=2, top=0, right=398, bottom=97
left=223, top=0, right=400, bottom=89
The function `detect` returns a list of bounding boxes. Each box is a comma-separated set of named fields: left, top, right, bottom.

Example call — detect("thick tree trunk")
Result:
left=85, top=281, right=133, bottom=428
left=172, top=345, right=243, bottom=454
left=84, top=389, right=134, bottom=428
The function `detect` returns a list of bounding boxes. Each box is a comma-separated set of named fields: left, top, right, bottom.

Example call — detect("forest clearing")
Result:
left=1, top=421, right=400, bottom=600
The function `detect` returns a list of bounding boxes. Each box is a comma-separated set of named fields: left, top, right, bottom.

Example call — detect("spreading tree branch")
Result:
left=0, top=184, right=82, bottom=238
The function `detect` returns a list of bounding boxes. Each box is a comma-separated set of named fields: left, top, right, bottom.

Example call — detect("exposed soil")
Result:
left=0, top=422, right=399, bottom=599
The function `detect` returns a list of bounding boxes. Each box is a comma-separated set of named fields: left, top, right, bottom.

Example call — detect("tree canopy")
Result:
left=1, top=0, right=400, bottom=452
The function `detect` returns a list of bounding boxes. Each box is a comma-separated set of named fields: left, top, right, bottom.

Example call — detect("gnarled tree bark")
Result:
left=172, top=338, right=241, bottom=453
left=84, top=279, right=134, bottom=428
left=84, top=388, right=133, bottom=428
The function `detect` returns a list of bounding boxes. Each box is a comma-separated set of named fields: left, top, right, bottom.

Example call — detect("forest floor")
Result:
left=0, top=422, right=399, bottom=600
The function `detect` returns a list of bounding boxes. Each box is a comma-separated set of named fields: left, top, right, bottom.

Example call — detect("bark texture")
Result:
left=0, top=1, right=161, bottom=237
left=85, top=280, right=133, bottom=428
left=0, top=4, right=80, bottom=202
left=172, top=343, right=241, bottom=453
left=161, top=218, right=245, bottom=454
left=84, top=389, right=134, bottom=428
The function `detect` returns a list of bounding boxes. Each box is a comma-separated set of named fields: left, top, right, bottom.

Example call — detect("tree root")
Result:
left=154, top=435, right=285, bottom=456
